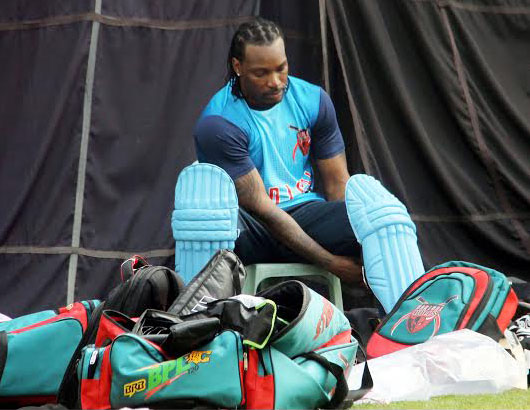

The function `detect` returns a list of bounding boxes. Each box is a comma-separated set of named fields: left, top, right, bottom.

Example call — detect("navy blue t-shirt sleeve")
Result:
left=194, top=115, right=255, bottom=180
left=310, top=88, right=345, bottom=159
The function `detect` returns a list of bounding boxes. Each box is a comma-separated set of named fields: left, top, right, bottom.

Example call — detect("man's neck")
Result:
left=245, top=99, right=278, bottom=111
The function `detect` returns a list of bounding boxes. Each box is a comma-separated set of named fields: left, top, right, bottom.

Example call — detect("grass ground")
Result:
left=353, top=388, right=530, bottom=409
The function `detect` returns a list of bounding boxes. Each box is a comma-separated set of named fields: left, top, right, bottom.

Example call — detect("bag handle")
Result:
left=300, top=327, right=374, bottom=407
left=345, top=359, right=373, bottom=404
left=298, top=352, right=349, bottom=409
left=344, top=332, right=374, bottom=404
left=120, top=255, right=149, bottom=282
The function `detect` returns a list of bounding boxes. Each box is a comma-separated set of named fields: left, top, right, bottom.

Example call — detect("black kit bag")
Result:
left=57, top=255, right=185, bottom=408
left=105, top=255, right=185, bottom=317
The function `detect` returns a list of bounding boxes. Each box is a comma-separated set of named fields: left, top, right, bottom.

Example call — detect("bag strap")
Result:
left=345, top=326, right=374, bottom=404
left=0, top=331, right=7, bottom=383
left=57, top=301, right=106, bottom=408
left=320, top=324, right=373, bottom=405
left=344, top=338, right=374, bottom=404
left=139, top=267, right=184, bottom=312
left=298, top=352, right=349, bottom=409
left=231, top=260, right=242, bottom=295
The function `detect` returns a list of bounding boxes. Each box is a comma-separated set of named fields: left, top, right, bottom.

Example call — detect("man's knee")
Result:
left=290, top=200, right=359, bottom=257
left=235, top=207, right=279, bottom=265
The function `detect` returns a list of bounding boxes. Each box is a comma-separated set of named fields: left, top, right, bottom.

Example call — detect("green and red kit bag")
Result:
left=367, top=261, right=518, bottom=359
left=246, top=281, right=357, bottom=409
left=77, top=330, right=357, bottom=410
left=0, top=300, right=100, bottom=407
left=77, top=330, right=246, bottom=409
left=244, top=339, right=357, bottom=409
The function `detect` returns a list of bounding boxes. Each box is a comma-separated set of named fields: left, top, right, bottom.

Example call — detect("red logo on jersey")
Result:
left=289, top=125, right=311, bottom=160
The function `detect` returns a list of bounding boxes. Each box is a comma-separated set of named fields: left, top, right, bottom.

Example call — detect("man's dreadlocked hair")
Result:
left=226, top=17, right=285, bottom=98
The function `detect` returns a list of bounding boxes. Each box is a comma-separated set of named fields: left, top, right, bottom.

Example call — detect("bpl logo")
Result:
left=141, top=351, right=213, bottom=400
left=185, top=350, right=211, bottom=365
left=124, top=378, right=146, bottom=398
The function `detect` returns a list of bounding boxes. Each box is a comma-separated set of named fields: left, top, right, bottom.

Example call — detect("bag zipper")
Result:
left=87, top=348, right=101, bottom=379
left=405, top=276, right=464, bottom=301
left=238, top=333, right=247, bottom=407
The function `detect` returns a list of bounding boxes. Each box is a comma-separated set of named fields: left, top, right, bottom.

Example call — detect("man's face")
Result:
left=232, top=37, right=289, bottom=109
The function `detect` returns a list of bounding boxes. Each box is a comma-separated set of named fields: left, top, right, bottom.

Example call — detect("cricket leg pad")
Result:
left=345, top=174, right=424, bottom=312
left=172, top=163, right=239, bottom=284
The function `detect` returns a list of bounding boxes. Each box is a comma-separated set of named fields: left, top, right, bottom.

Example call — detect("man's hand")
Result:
left=326, top=255, right=362, bottom=284
left=235, top=169, right=360, bottom=281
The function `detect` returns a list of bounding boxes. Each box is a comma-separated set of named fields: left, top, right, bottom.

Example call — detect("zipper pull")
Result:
left=87, top=348, right=101, bottom=379
left=89, top=349, right=98, bottom=365
left=243, top=351, right=248, bottom=372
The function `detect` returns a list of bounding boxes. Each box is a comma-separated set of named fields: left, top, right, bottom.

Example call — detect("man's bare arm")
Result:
left=235, top=169, right=360, bottom=283
left=316, top=152, right=350, bottom=201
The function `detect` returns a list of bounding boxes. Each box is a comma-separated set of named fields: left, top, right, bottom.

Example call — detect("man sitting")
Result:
left=194, top=18, right=362, bottom=287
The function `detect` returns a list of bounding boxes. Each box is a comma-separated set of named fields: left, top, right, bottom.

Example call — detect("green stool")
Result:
left=242, top=263, right=344, bottom=312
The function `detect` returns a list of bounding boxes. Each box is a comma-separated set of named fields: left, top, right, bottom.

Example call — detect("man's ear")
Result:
left=232, top=57, right=242, bottom=76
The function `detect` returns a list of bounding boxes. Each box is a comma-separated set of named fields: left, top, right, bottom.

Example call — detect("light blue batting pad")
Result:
left=172, top=163, right=239, bottom=284
left=345, top=174, right=424, bottom=313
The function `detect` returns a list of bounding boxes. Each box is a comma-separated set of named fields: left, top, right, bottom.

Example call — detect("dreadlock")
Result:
left=226, top=17, right=285, bottom=98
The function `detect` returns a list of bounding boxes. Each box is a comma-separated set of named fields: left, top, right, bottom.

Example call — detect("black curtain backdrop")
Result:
left=0, top=0, right=322, bottom=316
left=0, top=0, right=528, bottom=317
left=326, top=0, right=530, bottom=280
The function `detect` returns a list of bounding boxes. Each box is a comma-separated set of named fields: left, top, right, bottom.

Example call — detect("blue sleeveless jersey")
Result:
left=195, top=76, right=344, bottom=209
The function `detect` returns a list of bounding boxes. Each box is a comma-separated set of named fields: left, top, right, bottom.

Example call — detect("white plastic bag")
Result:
left=348, top=329, right=527, bottom=404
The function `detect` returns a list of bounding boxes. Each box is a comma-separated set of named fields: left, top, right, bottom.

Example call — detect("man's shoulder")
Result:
left=194, top=114, right=246, bottom=142
left=285, top=76, right=322, bottom=125
left=199, top=82, right=250, bottom=129
left=288, top=75, right=321, bottom=93
left=202, top=82, right=234, bottom=115
left=288, top=76, right=322, bottom=100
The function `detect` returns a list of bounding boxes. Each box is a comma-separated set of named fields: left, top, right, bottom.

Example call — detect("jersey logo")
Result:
left=289, top=125, right=311, bottom=160
left=390, top=295, right=458, bottom=337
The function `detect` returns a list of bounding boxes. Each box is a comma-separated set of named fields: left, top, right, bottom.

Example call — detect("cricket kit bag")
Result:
left=0, top=300, right=100, bottom=407
left=247, top=281, right=367, bottom=409
left=74, top=281, right=370, bottom=409
left=367, top=261, right=519, bottom=359
left=57, top=255, right=185, bottom=408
